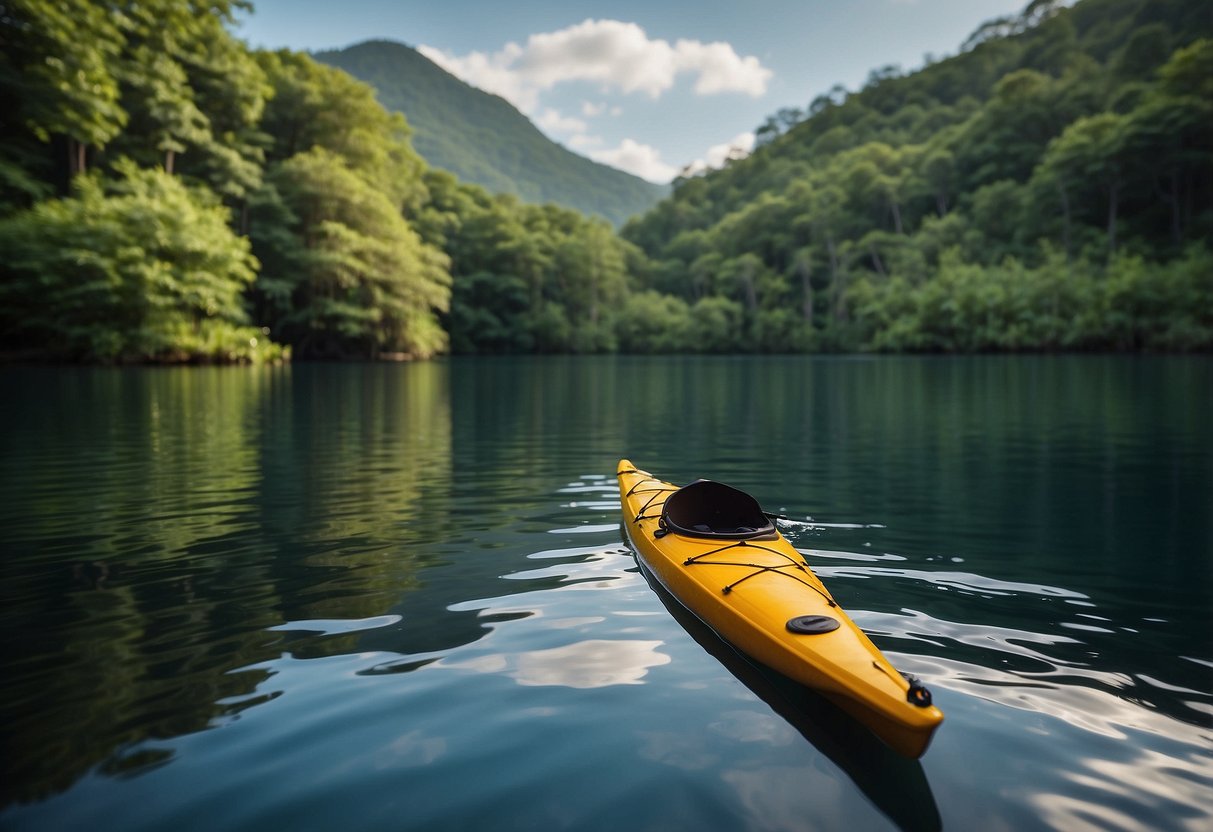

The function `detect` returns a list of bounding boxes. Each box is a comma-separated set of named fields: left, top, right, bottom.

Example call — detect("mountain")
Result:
left=314, top=40, right=667, bottom=226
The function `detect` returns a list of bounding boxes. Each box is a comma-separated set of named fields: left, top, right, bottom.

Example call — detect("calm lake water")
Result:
left=1, top=356, right=1210, bottom=831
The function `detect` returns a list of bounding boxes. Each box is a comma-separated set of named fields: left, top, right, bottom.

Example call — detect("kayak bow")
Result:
left=617, top=459, right=943, bottom=758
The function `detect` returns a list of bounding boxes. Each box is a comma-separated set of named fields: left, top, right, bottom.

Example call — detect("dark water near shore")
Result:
left=1, top=355, right=1210, bottom=831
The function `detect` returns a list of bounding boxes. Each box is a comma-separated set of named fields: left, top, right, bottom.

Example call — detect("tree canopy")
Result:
left=621, top=0, right=1212, bottom=352
left=0, top=0, right=1208, bottom=362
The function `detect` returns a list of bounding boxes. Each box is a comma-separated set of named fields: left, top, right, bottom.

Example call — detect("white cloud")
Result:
left=683, top=131, right=756, bottom=176
left=418, top=42, right=539, bottom=111
left=673, top=40, right=771, bottom=97
left=418, top=22, right=771, bottom=185
left=590, top=139, right=678, bottom=184
left=419, top=19, right=771, bottom=115
left=513, top=19, right=679, bottom=97
left=535, top=107, right=588, bottom=135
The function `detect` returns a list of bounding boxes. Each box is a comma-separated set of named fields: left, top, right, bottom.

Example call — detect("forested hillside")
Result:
left=0, top=0, right=1208, bottom=362
left=620, top=0, right=1212, bottom=351
left=315, top=41, right=667, bottom=227
left=0, top=0, right=638, bottom=361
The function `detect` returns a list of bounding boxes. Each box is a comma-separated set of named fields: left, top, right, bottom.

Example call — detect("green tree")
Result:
left=250, top=148, right=450, bottom=359
left=616, top=291, right=694, bottom=353
left=689, top=297, right=745, bottom=353
left=918, top=145, right=957, bottom=217
left=1119, top=39, right=1213, bottom=246
left=1038, top=113, right=1132, bottom=257
left=447, top=271, right=532, bottom=353
left=256, top=49, right=426, bottom=209
left=0, top=162, right=276, bottom=362
left=0, top=0, right=126, bottom=178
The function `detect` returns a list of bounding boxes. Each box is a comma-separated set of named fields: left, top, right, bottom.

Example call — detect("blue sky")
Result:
left=236, top=0, right=1028, bottom=183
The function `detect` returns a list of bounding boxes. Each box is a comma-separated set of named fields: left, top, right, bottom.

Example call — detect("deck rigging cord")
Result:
left=678, top=538, right=838, bottom=605
left=619, top=470, right=838, bottom=606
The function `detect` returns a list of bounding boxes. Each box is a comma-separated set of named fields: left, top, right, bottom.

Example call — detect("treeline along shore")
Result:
left=1, top=0, right=1209, bottom=363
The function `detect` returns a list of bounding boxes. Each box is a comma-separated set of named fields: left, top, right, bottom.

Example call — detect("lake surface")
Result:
left=1, top=356, right=1210, bottom=831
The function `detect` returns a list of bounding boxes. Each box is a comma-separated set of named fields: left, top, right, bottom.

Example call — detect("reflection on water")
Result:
left=0, top=364, right=452, bottom=802
left=268, top=615, right=404, bottom=636
left=444, top=639, right=671, bottom=688
left=641, top=561, right=942, bottom=832
left=1, top=357, right=1210, bottom=831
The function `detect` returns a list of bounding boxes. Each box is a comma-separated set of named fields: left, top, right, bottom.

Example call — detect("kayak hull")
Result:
left=617, top=459, right=943, bottom=758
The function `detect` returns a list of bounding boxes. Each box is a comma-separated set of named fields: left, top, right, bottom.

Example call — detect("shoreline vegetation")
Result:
left=0, top=0, right=1209, bottom=365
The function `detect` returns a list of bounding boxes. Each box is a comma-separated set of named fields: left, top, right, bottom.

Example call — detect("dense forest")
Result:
left=621, top=0, right=1213, bottom=352
left=0, top=0, right=1209, bottom=362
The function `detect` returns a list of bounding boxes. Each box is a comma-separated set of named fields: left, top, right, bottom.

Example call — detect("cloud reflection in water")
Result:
left=443, top=639, right=671, bottom=689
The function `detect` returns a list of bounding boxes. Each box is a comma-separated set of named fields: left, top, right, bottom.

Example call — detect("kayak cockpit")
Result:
left=658, top=479, right=777, bottom=540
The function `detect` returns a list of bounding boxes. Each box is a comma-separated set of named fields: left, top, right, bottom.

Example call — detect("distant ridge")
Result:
left=315, top=40, right=667, bottom=225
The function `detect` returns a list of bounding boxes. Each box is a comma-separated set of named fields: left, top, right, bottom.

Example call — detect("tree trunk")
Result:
left=890, top=200, right=904, bottom=235
left=829, top=241, right=848, bottom=324
left=1106, top=182, right=1119, bottom=258
left=68, top=139, right=88, bottom=176
left=869, top=243, right=887, bottom=278
left=833, top=268, right=849, bottom=323
left=165, top=149, right=175, bottom=175
left=825, top=236, right=848, bottom=321
left=935, top=192, right=948, bottom=217
left=740, top=266, right=757, bottom=312
left=798, top=259, right=813, bottom=323
left=826, top=234, right=839, bottom=286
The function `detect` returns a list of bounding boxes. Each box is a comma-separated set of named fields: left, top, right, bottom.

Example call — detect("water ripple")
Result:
left=811, top=561, right=1089, bottom=599
left=2, top=360, right=1210, bottom=832
left=267, top=616, right=403, bottom=636
left=802, top=555, right=1211, bottom=746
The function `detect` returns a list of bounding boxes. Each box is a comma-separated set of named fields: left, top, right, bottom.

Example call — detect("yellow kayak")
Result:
left=617, top=459, right=943, bottom=758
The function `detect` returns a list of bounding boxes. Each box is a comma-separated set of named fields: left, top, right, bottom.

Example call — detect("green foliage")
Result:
left=1, top=0, right=126, bottom=151
left=0, top=163, right=280, bottom=362
left=621, top=0, right=1212, bottom=354
left=1, top=0, right=1207, bottom=362
left=1097, top=247, right=1213, bottom=350
left=250, top=148, right=450, bottom=359
left=689, top=297, right=747, bottom=353
left=415, top=173, right=637, bottom=354
left=851, top=247, right=1213, bottom=352
left=256, top=49, right=426, bottom=209
left=1, top=0, right=270, bottom=199
left=616, top=291, right=694, bottom=353
left=447, top=271, right=533, bottom=353
left=244, top=49, right=456, bottom=360
left=0, top=6, right=456, bottom=363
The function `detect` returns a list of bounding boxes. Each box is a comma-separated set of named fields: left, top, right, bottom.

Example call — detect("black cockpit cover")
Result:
left=661, top=479, right=776, bottom=540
